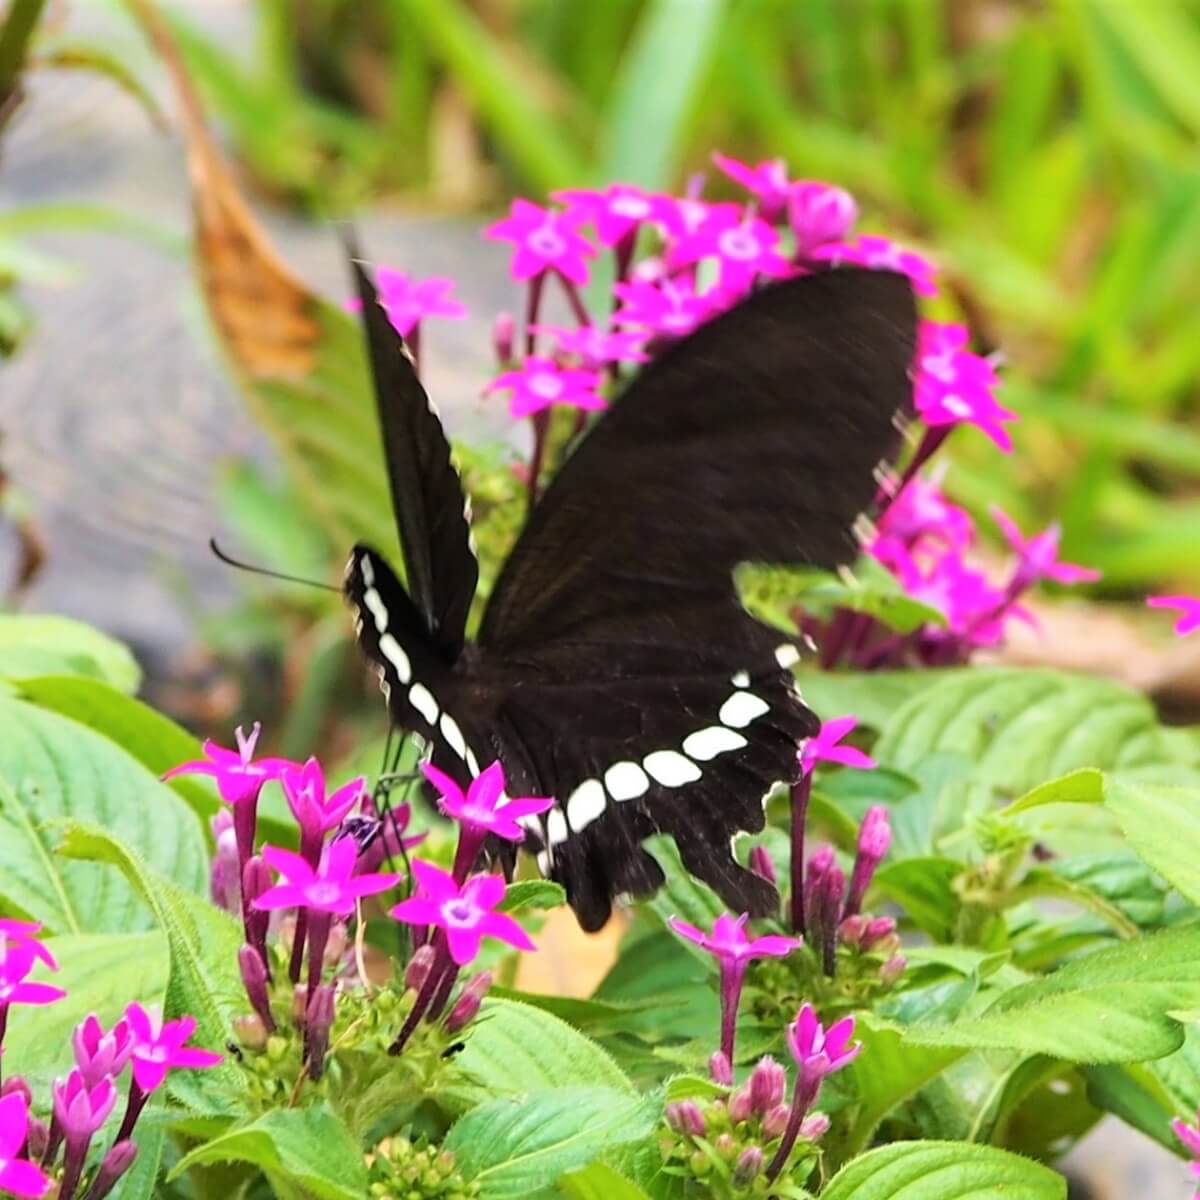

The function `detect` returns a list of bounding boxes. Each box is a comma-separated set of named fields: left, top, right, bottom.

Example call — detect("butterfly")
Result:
left=344, top=252, right=917, bottom=931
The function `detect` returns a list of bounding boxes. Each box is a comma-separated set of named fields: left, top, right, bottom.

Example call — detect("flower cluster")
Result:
left=0, top=924, right=218, bottom=1200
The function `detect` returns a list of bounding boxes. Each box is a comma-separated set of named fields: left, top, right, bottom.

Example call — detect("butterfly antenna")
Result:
left=208, top=538, right=341, bottom=593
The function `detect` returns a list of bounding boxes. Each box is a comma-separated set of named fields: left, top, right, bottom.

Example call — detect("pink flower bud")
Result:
left=800, top=1111, right=831, bottom=1140
left=748, top=1055, right=786, bottom=1115
left=729, top=1085, right=753, bottom=1123
left=305, top=984, right=336, bottom=1081
left=844, top=806, right=890, bottom=919
left=838, top=914, right=869, bottom=948
left=405, top=944, right=437, bottom=993
left=446, top=970, right=493, bottom=1033
left=292, top=984, right=308, bottom=1026
left=0, top=1077, right=32, bottom=1104
left=763, top=1103, right=791, bottom=1138
left=665, top=1100, right=706, bottom=1138
left=863, top=916, right=897, bottom=950
left=26, top=1115, right=50, bottom=1161
left=733, top=1145, right=764, bottom=1186
left=87, top=1139, right=139, bottom=1200
left=492, top=312, right=515, bottom=363
left=881, top=955, right=907, bottom=985
left=238, top=945, right=276, bottom=1033
left=748, top=845, right=777, bottom=886
left=709, top=1050, right=733, bottom=1086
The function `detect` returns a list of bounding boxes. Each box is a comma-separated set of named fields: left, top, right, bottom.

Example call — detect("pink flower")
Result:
left=915, top=321, right=1016, bottom=452
left=254, top=838, right=400, bottom=917
left=800, top=717, right=876, bottom=776
left=484, top=199, right=597, bottom=285
left=551, top=184, right=655, bottom=246
left=0, top=938, right=66, bottom=1010
left=485, top=357, right=605, bottom=419
left=281, top=759, right=365, bottom=848
left=163, top=723, right=291, bottom=810
left=72, top=1014, right=133, bottom=1087
left=530, top=324, right=649, bottom=368
left=669, top=207, right=791, bottom=292
left=876, top=473, right=974, bottom=553
left=902, top=550, right=1009, bottom=643
left=124, top=1004, right=223, bottom=1093
left=648, top=195, right=737, bottom=242
left=0, top=1091, right=51, bottom=1197
left=991, top=508, right=1100, bottom=587
left=1147, top=595, right=1200, bottom=636
left=1173, top=1110, right=1200, bottom=1184
left=844, top=806, right=891, bottom=918
left=712, top=152, right=793, bottom=223
left=786, top=1003, right=861, bottom=1080
left=612, top=277, right=719, bottom=340
left=788, top=181, right=858, bottom=255
left=0, top=919, right=56, bottom=971
left=353, top=269, right=468, bottom=337
left=390, top=861, right=536, bottom=966
left=810, top=233, right=938, bottom=296
left=422, top=760, right=553, bottom=845
left=53, top=1069, right=117, bottom=1142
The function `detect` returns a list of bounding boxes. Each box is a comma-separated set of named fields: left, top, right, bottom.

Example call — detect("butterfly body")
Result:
left=344, top=252, right=917, bottom=931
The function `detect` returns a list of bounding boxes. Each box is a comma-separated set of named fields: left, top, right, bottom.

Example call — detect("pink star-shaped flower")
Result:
left=900, top=549, right=1008, bottom=643
left=1147, top=595, right=1200, bottom=636
left=53, top=1069, right=117, bottom=1144
left=530, top=324, right=650, bottom=368
left=0, top=919, right=57, bottom=971
left=0, top=1092, right=51, bottom=1198
left=484, top=199, right=597, bottom=286
left=390, top=861, right=536, bottom=966
left=163, top=723, right=291, bottom=809
left=485, top=357, right=605, bottom=419
left=669, top=207, right=791, bottom=292
left=124, top=1003, right=223, bottom=1094
left=612, top=277, right=719, bottom=340
left=788, top=181, right=858, bottom=255
left=914, top=321, right=1016, bottom=452
left=72, top=1013, right=133, bottom=1088
left=363, top=269, right=468, bottom=337
left=281, top=758, right=365, bottom=848
left=786, top=1003, right=860, bottom=1080
left=551, top=184, right=655, bottom=246
left=712, top=151, right=794, bottom=223
left=0, top=938, right=66, bottom=1011
left=668, top=912, right=798, bottom=969
left=810, top=233, right=938, bottom=296
left=991, top=507, right=1100, bottom=587
left=648, top=196, right=738, bottom=242
left=877, top=473, right=974, bottom=554
left=800, top=716, right=876, bottom=777
left=253, top=837, right=400, bottom=917
left=422, top=760, right=553, bottom=844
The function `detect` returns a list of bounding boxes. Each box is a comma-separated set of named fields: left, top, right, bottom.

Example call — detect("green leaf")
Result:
left=819, top=1140, right=1065, bottom=1200
left=497, top=879, right=567, bottom=914
left=1105, top=777, right=1200, bottom=906
left=445, top=1087, right=660, bottom=1200
left=791, top=670, right=937, bottom=733
left=32, top=37, right=167, bottom=128
left=559, top=1162, right=653, bottom=1200
left=643, top=835, right=725, bottom=956
left=3, top=932, right=168, bottom=1092
left=1003, top=767, right=1105, bottom=815
left=57, top=823, right=244, bottom=1106
left=441, top=998, right=634, bottom=1112
left=0, top=615, right=140, bottom=692
left=873, top=858, right=961, bottom=942
left=1083, top=1062, right=1184, bottom=1153
left=903, top=925, right=1200, bottom=1063
left=599, top=0, right=725, bottom=189
left=169, top=1105, right=366, bottom=1199
left=0, top=698, right=207, bottom=933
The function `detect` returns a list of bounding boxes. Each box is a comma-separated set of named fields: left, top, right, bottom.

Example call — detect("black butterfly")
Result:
left=344, top=253, right=917, bottom=931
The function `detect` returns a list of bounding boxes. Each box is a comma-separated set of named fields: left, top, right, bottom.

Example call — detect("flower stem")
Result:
left=765, top=1073, right=822, bottom=1182
left=524, top=272, right=545, bottom=356
left=556, top=271, right=591, bottom=326
left=718, top=964, right=746, bottom=1066
left=232, top=795, right=259, bottom=934
left=451, top=830, right=484, bottom=885
left=58, top=1139, right=86, bottom=1200
left=114, top=1081, right=148, bottom=1145
left=389, top=939, right=451, bottom=1055
left=427, top=960, right=461, bottom=1021
left=789, top=773, right=812, bottom=935
left=305, top=910, right=332, bottom=998
left=289, top=909, right=308, bottom=985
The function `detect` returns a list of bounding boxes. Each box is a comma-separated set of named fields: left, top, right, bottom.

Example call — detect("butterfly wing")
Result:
left=349, top=248, right=477, bottom=660
left=474, top=268, right=917, bottom=929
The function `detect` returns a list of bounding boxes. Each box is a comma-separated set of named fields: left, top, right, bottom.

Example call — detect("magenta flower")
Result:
left=0, top=1091, right=51, bottom=1198
left=844, top=805, right=891, bottom=918
left=552, top=184, right=655, bottom=246
left=788, top=181, right=858, bottom=255
left=903, top=550, right=1009, bottom=643
left=254, top=838, right=400, bottom=917
left=53, top=1069, right=117, bottom=1142
left=712, top=151, right=793, bottom=223
left=485, top=357, right=605, bottom=419
left=373, top=269, right=467, bottom=337
left=787, top=1003, right=860, bottom=1079
left=875, top=473, right=974, bottom=554
left=530, top=323, right=649, bottom=368
left=612, top=277, right=719, bottom=340
left=390, top=861, right=536, bottom=966
left=424, top=760, right=553, bottom=845
left=163, top=723, right=290, bottom=810
left=73, top=1014, right=133, bottom=1088
left=648, top=194, right=736, bottom=242
left=1172, top=1110, right=1200, bottom=1186
left=914, top=321, right=1016, bottom=452
left=124, top=1004, right=223, bottom=1094
left=669, top=207, right=791, bottom=292
left=991, top=508, right=1100, bottom=589
left=669, top=912, right=799, bottom=1064
left=0, top=919, right=56, bottom=971
left=799, top=716, right=876, bottom=777
left=484, top=199, right=596, bottom=285
left=1147, top=595, right=1200, bottom=636
left=810, top=233, right=938, bottom=296
left=0, top=938, right=66, bottom=1011
left=281, top=758, right=365, bottom=856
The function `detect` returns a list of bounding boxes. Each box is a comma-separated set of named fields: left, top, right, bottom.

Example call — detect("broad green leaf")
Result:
left=1083, top=1062, right=1184, bottom=1153
left=440, top=998, right=633, bottom=1112
left=0, top=615, right=140, bottom=692
left=1003, top=768, right=1104, bottom=815
left=820, top=1140, right=1065, bottom=1200
left=445, top=1087, right=660, bottom=1200
left=560, top=1161, right=652, bottom=1200
left=873, top=858, right=961, bottom=942
left=57, top=823, right=243, bottom=1106
left=903, top=925, right=1200, bottom=1063
left=0, top=698, right=207, bottom=933
left=497, top=879, right=567, bottom=914
left=170, top=1105, right=366, bottom=1200
left=3, top=932, right=168, bottom=1092
left=1105, top=778, right=1200, bottom=906
left=792, top=670, right=939, bottom=733
left=643, top=835, right=725, bottom=957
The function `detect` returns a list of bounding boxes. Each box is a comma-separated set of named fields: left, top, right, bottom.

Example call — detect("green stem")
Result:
left=0, top=0, right=45, bottom=104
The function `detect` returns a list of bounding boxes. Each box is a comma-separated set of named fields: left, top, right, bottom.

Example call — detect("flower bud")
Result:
left=665, top=1101, right=706, bottom=1138
left=0, top=1077, right=31, bottom=1105
left=713, top=1132, right=736, bottom=1159
left=733, top=1146, right=764, bottom=1187
left=305, top=985, right=336, bottom=1081
left=881, top=954, right=907, bottom=985
left=810, top=861, right=846, bottom=976
left=800, top=1111, right=831, bottom=1140
left=709, top=1050, right=733, bottom=1086
left=862, top=916, right=897, bottom=951
left=25, top=1116, right=49, bottom=1161
left=728, top=1085, right=753, bottom=1123
left=292, top=983, right=309, bottom=1026
left=233, top=1014, right=269, bottom=1051
left=324, top=922, right=349, bottom=967
left=238, top=944, right=276, bottom=1032
left=87, top=1139, right=139, bottom=1200
left=789, top=183, right=857, bottom=256
left=762, top=1104, right=790, bottom=1139
left=838, top=914, right=868, bottom=948
left=492, top=312, right=515, bottom=364
left=405, top=944, right=437, bottom=993
left=210, top=810, right=240, bottom=913
left=748, top=845, right=777, bottom=887
left=748, top=1056, right=786, bottom=1115
left=242, top=855, right=273, bottom=950
left=446, top=970, right=492, bottom=1034
left=844, top=806, right=891, bottom=918
left=689, top=1148, right=712, bottom=1177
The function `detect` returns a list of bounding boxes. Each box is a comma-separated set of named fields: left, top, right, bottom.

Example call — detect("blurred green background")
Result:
left=165, top=0, right=1200, bottom=590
